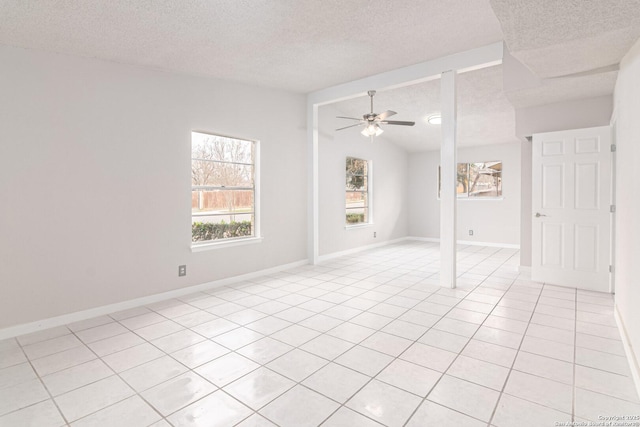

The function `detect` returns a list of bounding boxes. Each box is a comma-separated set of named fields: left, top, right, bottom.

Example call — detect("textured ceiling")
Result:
left=2, top=1, right=638, bottom=151
left=490, top=0, right=640, bottom=77
left=506, top=70, right=618, bottom=109
left=0, top=0, right=503, bottom=93
left=328, top=65, right=518, bottom=152
left=489, top=0, right=640, bottom=113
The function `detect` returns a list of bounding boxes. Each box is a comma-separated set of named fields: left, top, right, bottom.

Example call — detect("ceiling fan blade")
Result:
left=376, top=110, right=397, bottom=120
left=380, top=120, right=415, bottom=126
left=336, top=123, right=364, bottom=131
left=336, top=116, right=363, bottom=121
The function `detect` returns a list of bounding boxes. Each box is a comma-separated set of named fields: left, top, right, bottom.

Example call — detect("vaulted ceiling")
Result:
left=2, top=1, right=639, bottom=152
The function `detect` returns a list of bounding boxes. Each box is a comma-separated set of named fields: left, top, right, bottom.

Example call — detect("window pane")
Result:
left=346, top=175, right=368, bottom=191
left=192, top=132, right=253, bottom=164
left=192, top=189, right=254, bottom=215
left=192, top=161, right=253, bottom=187
left=468, top=162, right=502, bottom=197
left=346, top=156, right=369, bottom=225
left=346, top=192, right=367, bottom=209
left=192, top=132, right=257, bottom=244
left=439, top=162, right=502, bottom=198
left=346, top=208, right=368, bottom=224
left=346, top=157, right=367, bottom=176
left=192, top=213, right=254, bottom=242
left=457, top=163, right=469, bottom=197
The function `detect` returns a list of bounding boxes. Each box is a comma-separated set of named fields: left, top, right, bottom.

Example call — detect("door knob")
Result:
left=535, top=212, right=547, bottom=217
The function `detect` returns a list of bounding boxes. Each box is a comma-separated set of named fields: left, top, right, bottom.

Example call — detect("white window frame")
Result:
left=190, top=131, right=261, bottom=250
left=345, top=156, right=373, bottom=228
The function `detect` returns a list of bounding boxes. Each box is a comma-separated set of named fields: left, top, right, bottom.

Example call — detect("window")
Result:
left=346, top=157, right=370, bottom=225
left=438, top=161, right=502, bottom=198
left=191, top=132, right=258, bottom=244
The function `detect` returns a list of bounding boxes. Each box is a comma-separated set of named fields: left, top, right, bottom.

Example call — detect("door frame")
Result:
left=610, top=120, right=617, bottom=294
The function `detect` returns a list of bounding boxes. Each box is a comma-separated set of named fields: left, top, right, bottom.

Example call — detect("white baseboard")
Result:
left=317, top=237, right=409, bottom=263
left=614, top=304, right=640, bottom=402
left=518, top=266, right=532, bottom=274
left=405, top=236, right=520, bottom=249
left=0, top=259, right=309, bottom=341
left=316, top=236, right=519, bottom=264
left=406, top=237, right=440, bottom=243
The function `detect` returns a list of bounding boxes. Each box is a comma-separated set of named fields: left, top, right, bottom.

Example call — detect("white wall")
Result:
left=613, top=37, right=640, bottom=384
left=408, top=143, right=521, bottom=246
left=0, top=46, right=308, bottom=328
left=317, top=105, right=409, bottom=257
left=515, top=95, right=613, bottom=140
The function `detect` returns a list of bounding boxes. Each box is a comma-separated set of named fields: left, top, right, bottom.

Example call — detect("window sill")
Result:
left=437, top=197, right=504, bottom=201
left=345, top=223, right=374, bottom=230
left=191, top=236, right=263, bottom=252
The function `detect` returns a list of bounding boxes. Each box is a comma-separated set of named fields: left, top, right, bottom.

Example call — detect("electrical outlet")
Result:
left=178, top=265, right=187, bottom=277
left=469, top=230, right=474, bottom=236
left=374, top=232, right=377, bottom=238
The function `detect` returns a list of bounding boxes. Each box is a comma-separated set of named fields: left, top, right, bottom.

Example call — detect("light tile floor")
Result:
left=1, top=241, right=639, bottom=426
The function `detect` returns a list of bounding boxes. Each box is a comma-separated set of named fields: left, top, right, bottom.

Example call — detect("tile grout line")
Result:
left=9, top=244, right=611, bottom=427
left=144, top=242, right=447, bottom=426
left=228, top=242, right=450, bottom=426
left=164, top=244, right=440, bottom=425
left=396, top=247, right=518, bottom=427
left=1, top=244, right=509, bottom=425
left=486, top=278, right=547, bottom=426
left=311, top=246, right=509, bottom=426
left=11, top=339, right=71, bottom=426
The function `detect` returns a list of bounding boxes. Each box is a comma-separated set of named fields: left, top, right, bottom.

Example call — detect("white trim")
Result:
left=440, top=70, right=457, bottom=289
left=254, top=139, right=261, bottom=239
left=368, top=159, right=374, bottom=225
left=407, top=237, right=441, bottom=243
left=317, top=237, right=408, bottom=263
left=615, top=304, right=640, bottom=402
left=316, top=236, right=519, bottom=264
left=456, top=197, right=504, bottom=202
left=518, top=266, right=532, bottom=274
left=345, top=156, right=372, bottom=228
left=405, top=236, right=520, bottom=249
left=456, top=239, right=519, bottom=249
left=191, top=236, right=263, bottom=252
left=308, top=103, right=319, bottom=265
left=0, top=259, right=308, bottom=340
left=344, top=223, right=374, bottom=230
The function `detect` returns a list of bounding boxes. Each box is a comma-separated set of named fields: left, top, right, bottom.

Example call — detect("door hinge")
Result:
left=610, top=205, right=616, bottom=213
left=611, top=144, right=617, bottom=152
left=609, top=265, right=614, bottom=273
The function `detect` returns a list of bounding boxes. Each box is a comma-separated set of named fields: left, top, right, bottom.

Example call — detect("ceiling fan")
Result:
left=336, top=90, right=415, bottom=139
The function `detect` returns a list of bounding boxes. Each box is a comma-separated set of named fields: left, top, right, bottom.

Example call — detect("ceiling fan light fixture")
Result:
left=336, top=90, right=413, bottom=138
left=361, top=123, right=383, bottom=137
left=428, top=114, right=442, bottom=125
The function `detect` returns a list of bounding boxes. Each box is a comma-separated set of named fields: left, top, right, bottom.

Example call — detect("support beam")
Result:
left=308, top=42, right=502, bottom=106
left=440, top=70, right=457, bottom=288
left=307, top=103, right=319, bottom=264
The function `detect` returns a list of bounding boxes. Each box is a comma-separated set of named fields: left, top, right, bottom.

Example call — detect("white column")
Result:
left=307, top=102, right=319, bottom=264
left=440, top=70, right=457, bottom=288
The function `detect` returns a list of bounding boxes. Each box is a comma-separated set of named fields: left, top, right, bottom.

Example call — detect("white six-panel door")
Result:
left=532, top=126, right=612, bottom=292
